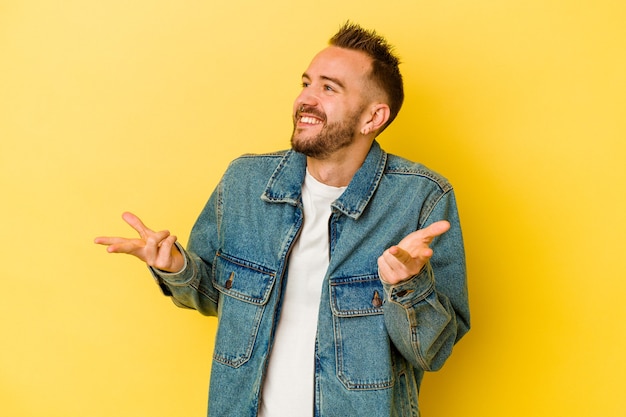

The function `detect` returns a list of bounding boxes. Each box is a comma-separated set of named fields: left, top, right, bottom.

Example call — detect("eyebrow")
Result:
left=302, top=73, right=346, bottom=90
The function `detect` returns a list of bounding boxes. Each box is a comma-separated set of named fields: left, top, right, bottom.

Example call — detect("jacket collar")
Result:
left=261, top=141, right=387, bottom=220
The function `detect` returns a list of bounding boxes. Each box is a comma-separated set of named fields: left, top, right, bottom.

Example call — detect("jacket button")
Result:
left=225, top=272, right=234, bottom=289
left=372, top=290, right=383, bottom=308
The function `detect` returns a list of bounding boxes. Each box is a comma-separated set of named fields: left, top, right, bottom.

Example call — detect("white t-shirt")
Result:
left=258, top=170, right=346, bottom=417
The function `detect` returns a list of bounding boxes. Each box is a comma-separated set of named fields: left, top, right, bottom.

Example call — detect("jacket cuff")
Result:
left=148, top=242, right=194, bottom=296
left=381, top=263, right=435, bottom=307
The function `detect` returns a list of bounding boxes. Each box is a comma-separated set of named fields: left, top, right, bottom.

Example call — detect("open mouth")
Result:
left=299, top=115, right=324, bottom=125
left=296, top=105, right=326, bottom=127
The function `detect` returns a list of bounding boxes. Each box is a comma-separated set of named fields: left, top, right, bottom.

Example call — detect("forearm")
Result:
left=382, top=264, right=466, bottom=371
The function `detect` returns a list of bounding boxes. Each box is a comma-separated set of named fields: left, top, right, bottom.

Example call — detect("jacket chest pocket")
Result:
left=212, top=252, right=276, bottom=368
left=330, top=275, right=394, bottom=390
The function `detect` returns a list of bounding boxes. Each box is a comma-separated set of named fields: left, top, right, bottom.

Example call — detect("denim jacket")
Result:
left=153, top=141, right=470, bottom=417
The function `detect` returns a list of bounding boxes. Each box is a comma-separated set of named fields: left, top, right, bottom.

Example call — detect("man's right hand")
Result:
left=94, top=212, right=185, bottom=273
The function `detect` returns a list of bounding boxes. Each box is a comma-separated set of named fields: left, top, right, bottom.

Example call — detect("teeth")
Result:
left=300, top=116, right=322, bottom=125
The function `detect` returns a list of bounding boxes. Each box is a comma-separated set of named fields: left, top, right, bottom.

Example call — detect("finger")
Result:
left=381, top=248, right=415, bottom=274
left=94, top=236, right=119, bottom=245
left=388, top=245, right=413, bottom=264
left=377, top=255, right=394, bottom=282
left=421, top=220, right=451, bottom=241
left=378, top=251, right=402, bottom=278
left=412, top=246, right=434, bottom=263
left=143, top=229, right=171, bottom=265
left=378, top=249, right=421, bottom=284
left=396, top=220, right=451, bottom=254
left=154, top=234, right=178, bottom=270
left=105, top=239, right=144, bottom=254
left=121, top=212, right=153, bottom=239
left=94, top=236, right=136, bottom=248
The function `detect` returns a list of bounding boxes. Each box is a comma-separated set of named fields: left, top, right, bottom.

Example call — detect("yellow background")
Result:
left=1, top=0, right=625, bottom=416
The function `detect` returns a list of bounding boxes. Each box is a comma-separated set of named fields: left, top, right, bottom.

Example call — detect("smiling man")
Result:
left=95, top=22, right=470, bottom=417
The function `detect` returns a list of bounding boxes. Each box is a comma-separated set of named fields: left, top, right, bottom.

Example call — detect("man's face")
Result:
left=291, top=46, right=373, bottom=159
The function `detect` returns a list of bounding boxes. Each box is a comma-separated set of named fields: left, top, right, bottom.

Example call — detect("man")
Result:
left=95, top=22, right=470, bottom=417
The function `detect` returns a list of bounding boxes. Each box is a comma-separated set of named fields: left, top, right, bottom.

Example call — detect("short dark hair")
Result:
left=329, top=22, right=404, bottom=131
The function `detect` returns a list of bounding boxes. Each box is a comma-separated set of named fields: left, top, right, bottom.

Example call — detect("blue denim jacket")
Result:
left=153, top=141, right=470, bottom=417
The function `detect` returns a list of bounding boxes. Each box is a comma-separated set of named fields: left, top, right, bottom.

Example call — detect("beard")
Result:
left=290, top=106, right=362, bottom=159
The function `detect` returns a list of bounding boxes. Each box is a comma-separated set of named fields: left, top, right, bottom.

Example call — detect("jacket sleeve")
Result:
left=149, top=181, right=224, bottom=317
left=381, top=189, right=470, bottom=371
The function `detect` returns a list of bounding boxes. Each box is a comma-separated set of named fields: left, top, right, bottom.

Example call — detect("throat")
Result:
left=306, top=157, right=356, bottom=187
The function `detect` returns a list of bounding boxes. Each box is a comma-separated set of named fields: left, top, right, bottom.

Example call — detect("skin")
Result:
left=94, top=46, right=449, bottom=285
left=95, top=211, right=185, bottom=273
left=291, top=46, right=388, bottom=187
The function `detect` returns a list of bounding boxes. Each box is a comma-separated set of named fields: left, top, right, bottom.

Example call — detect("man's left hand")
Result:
left=377, top=220, right=451, bottom=285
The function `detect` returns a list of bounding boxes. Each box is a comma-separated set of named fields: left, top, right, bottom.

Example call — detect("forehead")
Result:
left=304, top=46, right=373, bottom=84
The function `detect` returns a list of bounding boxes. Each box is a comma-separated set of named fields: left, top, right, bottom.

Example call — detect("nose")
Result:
left=294, top=86, right=319, bottom=111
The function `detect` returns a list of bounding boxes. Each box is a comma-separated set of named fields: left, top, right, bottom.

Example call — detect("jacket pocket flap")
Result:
left=213, top=252, right=276, bottom=306
left=330, top=275, right=384, bottom=317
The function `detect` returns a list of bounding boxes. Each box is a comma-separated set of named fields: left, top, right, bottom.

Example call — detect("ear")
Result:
left=360, top=103, right=391, bottom=136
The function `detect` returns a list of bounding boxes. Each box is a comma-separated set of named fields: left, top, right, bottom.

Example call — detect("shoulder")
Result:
left=224, top=150, right=288, bottom=175
left=384, top=153, right=453, bottom=193
left=229, top=150, right=288, bottom=165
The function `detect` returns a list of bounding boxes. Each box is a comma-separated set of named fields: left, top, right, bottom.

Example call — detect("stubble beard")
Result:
left=290, top=110, right=362, bottom=160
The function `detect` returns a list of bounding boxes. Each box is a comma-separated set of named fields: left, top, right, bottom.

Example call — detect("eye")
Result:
left=301, top=81, right=310, bottom=88
left=324, top=84, right=335, bottom=92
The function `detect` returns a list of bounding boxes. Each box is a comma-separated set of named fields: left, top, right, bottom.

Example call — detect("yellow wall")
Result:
left=1, top=1, right=625, bottom=416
